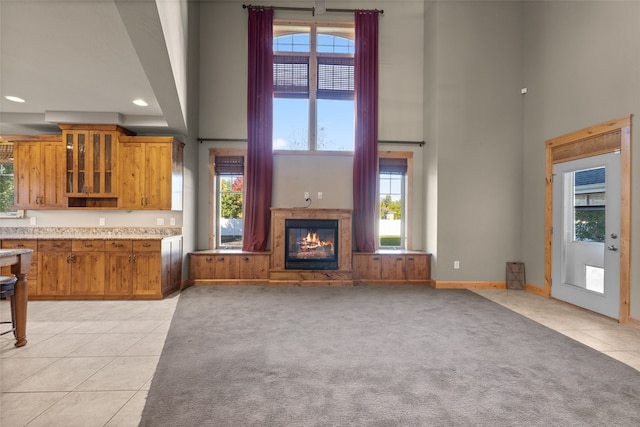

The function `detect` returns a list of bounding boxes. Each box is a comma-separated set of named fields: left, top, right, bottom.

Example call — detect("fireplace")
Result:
left=285, top=219, right=338, bottom=270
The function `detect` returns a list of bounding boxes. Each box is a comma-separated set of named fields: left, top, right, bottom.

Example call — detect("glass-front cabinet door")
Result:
left=62, top=126, right=117, bottom=197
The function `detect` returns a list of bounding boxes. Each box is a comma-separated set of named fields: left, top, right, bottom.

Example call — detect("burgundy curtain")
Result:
left=353, top=11, right=380, bottom=252
left=243, top=7, right=273, bottom=252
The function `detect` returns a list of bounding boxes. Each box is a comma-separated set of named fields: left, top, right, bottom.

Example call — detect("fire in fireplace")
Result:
left=285, top=219, right=339, bottom=270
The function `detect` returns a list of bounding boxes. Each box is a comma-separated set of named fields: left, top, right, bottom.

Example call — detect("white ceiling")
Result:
left=0, top=0, right=183, bottom=136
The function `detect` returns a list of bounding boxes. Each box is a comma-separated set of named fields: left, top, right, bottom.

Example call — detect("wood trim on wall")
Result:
left=544, top=115, right=632, bottom=324
left=433, top=281, right=507, bottom=290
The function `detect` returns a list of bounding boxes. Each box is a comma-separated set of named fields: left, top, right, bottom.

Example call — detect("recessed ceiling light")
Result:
left=5, top=95, right=26, bottom=103
left=133, top=99, right=148, bottom=107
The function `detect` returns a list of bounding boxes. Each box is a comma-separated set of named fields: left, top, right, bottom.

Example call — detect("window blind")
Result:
left=273, top=55, right=309, bottom=98
left=0, top=144, right=13, bottom=165
left=317, top=56, right=354, bottom=100
left=215, top=156, right=244, bottom=175
left=379, top=157, right=407, bottom=175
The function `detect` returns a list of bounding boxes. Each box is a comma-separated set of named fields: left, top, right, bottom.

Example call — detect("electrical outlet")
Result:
left=99, top=217, right=106, bottom=226
left=318, top=192, right=323, bottom=199
left=304, top=191, right=310, bottom=200
left=157, top=218, right=165, bottom=226
left=30, top=217, right=36, bottom=226
left=454, top=260, right=460, bottom=269
left=170, top=217, right=176, bottom=226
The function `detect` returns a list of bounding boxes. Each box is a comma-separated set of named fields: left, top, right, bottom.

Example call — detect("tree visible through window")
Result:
left=212, top=152, right=245, bottom=248
left=573, top=167, right=605, bottom=243
left=0, top=142, right=19, bottom=217
left=273, top=22, right=355, bottom=151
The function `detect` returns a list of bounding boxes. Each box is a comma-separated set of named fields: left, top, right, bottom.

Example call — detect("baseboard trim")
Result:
left=433, top=281, right=507, bottom=290
left=525, top=283, right=549, bottom=297
left=627, top=316, right=640, bottom=330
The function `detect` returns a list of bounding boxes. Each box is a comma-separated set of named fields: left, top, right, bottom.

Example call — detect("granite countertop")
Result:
left=0, top=227, right=182, bottom=240
left=0, top=248, right=34, bottom=256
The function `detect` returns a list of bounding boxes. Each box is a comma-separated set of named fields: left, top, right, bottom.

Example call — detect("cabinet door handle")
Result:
left=205, top=257, right=213, bottom=263
left=114, top=243, right=124, bottom=248
left=132, top=254, right=137, bottom=262
left=16, top=243, right=25, bottom=248
left=372, top=257, right=380, bottom=261
left=408, top=257, right=414, bottom=261
left=243, top=257, right=250, bottom=262
left=143, top=243, right=151, bottom=248
left=128, top=255, right=132, bottom=262
left=396, top=257, right=403, bottom=261
left=84, top=244, right=93, bottom=248
left=217, top=257, right=225, bottom=261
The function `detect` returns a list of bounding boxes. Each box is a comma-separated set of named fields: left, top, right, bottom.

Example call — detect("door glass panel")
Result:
left=573, top=167, right=605, bottom=243
left=66, top=134, right=74, bottom=192
left=78, top=134, right=86, bottom=192
left=585, top=265, right=604, bottom=294
left=105, top=136, right=112, bottom=193
left=93, top=134, right=101, bottom=193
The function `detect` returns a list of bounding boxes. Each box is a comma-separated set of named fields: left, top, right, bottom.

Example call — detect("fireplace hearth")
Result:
left=285, top=219, right=338, bottom=270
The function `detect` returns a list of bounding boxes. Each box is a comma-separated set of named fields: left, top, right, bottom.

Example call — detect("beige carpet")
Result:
left=140, top=285, right=640, bottom=426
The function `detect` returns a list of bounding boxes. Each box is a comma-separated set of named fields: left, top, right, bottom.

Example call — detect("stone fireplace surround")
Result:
left=270, top=208, right=353, bottom=286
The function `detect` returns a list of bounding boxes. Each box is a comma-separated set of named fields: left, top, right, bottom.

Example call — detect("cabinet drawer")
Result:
left=72, top=240, right=105, bottom=252
left=38, top=240, right=72, bottom=252
left=133, top=240, right=161, bottom=252
left=105, top=240, right=133, bottom=252
left=1, top=240, right=38, bottom=251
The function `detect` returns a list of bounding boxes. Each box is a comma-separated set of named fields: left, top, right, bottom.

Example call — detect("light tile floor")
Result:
left=1, top=289, right=639, bottom=426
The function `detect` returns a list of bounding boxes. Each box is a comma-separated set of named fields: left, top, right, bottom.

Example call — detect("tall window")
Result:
left=379, top=154, right=412, bottom=249
left=273, top=22, right=355, bottom=151
left=211, top=150, right=246, bottom=248
left=0, top=143, right=20, bottom=218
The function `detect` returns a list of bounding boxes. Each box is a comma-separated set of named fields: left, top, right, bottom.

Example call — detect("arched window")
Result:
left=273, top=22, right=355, bottom=151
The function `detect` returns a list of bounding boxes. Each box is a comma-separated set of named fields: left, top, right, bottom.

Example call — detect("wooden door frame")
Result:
left=544, top=115, right=631, bottom=323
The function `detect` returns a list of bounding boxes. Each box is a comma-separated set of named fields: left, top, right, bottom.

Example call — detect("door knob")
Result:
left=607, top=245, right=619, bottom=252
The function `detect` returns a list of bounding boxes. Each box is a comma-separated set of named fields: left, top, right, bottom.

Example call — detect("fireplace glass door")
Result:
left=285, top=219, right=338, bottom=270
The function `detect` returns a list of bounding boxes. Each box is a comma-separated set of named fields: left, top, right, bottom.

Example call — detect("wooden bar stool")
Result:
left=0, top=275, right=18, bottom=337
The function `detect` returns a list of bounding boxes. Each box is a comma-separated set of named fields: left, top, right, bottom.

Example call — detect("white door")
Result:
left=552, top=152, right=620, bottom=319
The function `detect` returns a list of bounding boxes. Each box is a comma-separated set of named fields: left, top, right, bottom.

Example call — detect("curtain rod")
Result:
left=242, top=4, right=384, bottom=16
left=198, top=138, right=423, bottom=146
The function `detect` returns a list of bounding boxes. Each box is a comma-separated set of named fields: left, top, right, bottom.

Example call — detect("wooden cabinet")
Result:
left=1, top=240, right=38, bottom=296
left=132, top=240, right=162, bottom=297
left=60, top=124, right=132, bottom=198
left=10, top=126, right=183, bottom=211
left=189, top=251, right=270, bottom=284
left=119, top=137, right=184, bottom=210
left=105, top=240, right=134, bottom=296
left=70, top=240, right=105, bottom=296
left=353, top=251, right=431, bottom=285
left=37, top=240, right=72, bottom=297
left=13, top=139, right=66, bottom=208
left=2, top=237, right=182, bottom=300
